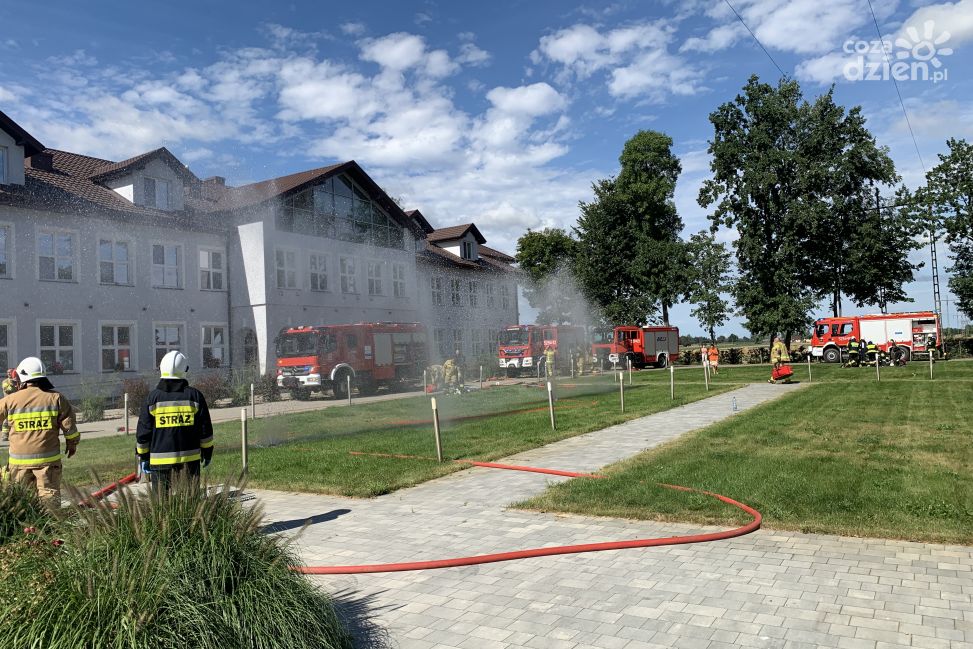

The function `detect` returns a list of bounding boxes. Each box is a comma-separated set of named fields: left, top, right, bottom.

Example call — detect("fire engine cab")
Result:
left=591, top=325, right=679, bottom=369
left=276, top=322, right=427, bottom=399
left=810, top=311, right=941, bottom=362
left=497, top=325, right=542, bottom=377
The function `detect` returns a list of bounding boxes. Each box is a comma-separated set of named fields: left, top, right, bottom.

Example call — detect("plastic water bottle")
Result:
left=732, top=396, right=738, bottom=412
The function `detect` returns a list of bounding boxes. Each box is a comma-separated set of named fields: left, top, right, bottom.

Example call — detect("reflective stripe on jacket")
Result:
left=0, top=384, right=78, bottom=466
left=136, top=379, right=213, bottom=467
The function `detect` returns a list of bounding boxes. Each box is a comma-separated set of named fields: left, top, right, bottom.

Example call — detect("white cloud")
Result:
left=900, top=0, right=973, bottom=46
left=680, top=23, right=745, bottom=53
left=340, top=22, right=366, bottom=36
left=457, top=42, right=491, bottom=66
left=532, top=21, right=703, bottom=100
left=485, top=83, right=566, bottom=116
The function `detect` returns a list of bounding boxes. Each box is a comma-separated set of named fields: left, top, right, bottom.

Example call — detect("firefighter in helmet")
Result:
left=865, top=340, right=878, bottom=366
left=442, top=351, right=461, bottom=393
left=574, top=344, right=587, bottom=376
left=769, top=335, right=790, bottom=383
left=544, top=343, right=556, bottom=378
left=0, top=357, right=79, bottom=507
left=136, top=350, right=214, bottom=493
left=844, top=337, right=860, bottom=367
left=1, top=368, right=21, bottom=442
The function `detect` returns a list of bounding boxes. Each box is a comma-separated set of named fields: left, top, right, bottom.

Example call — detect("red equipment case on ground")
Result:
left=772, top=365, right=794, bottom=380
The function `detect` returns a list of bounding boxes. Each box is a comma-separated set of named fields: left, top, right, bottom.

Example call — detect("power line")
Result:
left=723, top=0, right=786, bottom=78
left=864, top=0, right=925, bottom=174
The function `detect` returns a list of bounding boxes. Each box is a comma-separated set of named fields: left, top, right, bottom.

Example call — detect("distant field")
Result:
left=519, top=361, right=973, bottom=544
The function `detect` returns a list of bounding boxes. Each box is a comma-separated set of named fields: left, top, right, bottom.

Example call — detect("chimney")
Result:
left=204, top=176, right=226, bottom=187
left=27, top=152, right=54, bottom=172
left=201, top=176, right=227, bottom=201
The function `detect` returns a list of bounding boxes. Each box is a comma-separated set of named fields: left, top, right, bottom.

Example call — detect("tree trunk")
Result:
left=709, top=327, right=716, bottom=345
left=661, top=302, right=670, bottom=326
left=784, top=332, right=792, bottom=349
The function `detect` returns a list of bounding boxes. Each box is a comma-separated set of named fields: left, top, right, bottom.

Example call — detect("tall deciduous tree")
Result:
left=920, top=138, right=973, bottom=318
left=698, top=76, right=816, bottom=345
left=686, top=231, right=732, bottom=343
left=515, top=228, right=579, bottom=324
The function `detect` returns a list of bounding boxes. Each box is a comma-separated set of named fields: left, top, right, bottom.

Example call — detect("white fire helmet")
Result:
left=16, top=357, right=46, bottom=382
left=159, top=350, right=189, bottom=379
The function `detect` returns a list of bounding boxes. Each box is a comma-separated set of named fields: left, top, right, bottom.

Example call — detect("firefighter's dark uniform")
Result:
left=865, top=342, right=878, bottom=365
left=136, top=378, right=214, bottom=490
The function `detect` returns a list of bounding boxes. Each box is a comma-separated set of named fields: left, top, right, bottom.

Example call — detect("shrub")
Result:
left=193, top=371, right=231, bottom=404
left=121, top=377, right=150, bottom=416
left=0, top=481, right=51, bottom=546
left=77, top=384, right=106, bottom=422
left=0, top=479, right=352, bottom=649
left=746, top=347, right=770, bottom=364
left=255, top=371, right=281, bottom=402
left=725, top=347, right=743, bottom=365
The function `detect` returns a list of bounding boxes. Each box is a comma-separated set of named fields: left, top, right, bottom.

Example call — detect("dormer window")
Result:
left=0, top=146, right=7, bottom=184
left=144, top=177, right=170, bottom=209
left=462, top=241, right=475, bottom=260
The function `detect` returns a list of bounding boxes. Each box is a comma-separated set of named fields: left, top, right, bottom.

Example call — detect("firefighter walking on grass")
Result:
left=0, top=357, right=79, bottom=508
left=136, top=350, right=214, bottom=493
left=1, top=368, right=21, bottom=442
left=769, top=335, right=790, bottom=383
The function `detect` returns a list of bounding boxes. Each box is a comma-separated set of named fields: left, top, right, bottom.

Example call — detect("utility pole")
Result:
left=875, top=188, right=887, bottom=314
left=929, top=205, right=943, bottom=317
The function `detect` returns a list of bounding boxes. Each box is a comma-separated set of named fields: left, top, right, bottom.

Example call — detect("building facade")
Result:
left=0, top=110, right=518, bottom=396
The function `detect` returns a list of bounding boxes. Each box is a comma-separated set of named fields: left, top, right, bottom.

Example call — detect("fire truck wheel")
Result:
left=822, top=347, right=840, bottom=363
left=291, top=388, right=312, bottom=401
left=897, top=346, right=911, bottom=362
left=505, top=367, right=519, bottom=379
left=655, top=354, right=668, bottom=369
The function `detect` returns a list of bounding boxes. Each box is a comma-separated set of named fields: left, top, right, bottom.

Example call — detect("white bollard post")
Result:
left=479, top=365, right=483, bottom=390
left=423, top=369, right=428, bottom=394
left=807, top=355, right=812, bottom=384
left=240, top=409, right=249, bottom=475
left=124, top=392, right=129, bottom=435
left=703, top=362, right=709, bottom=391
left=547, top=381, right=557, bottom=430
left=619, top=374, right=625, bottom=413
left=628, top=357, right=632, bottom=385
left=875, top=356, right=881, bottom=382
left=250, top=383, right=255, bottom=420
left=670, top=365, right=675, bottom=400
left=347, top=374, right=352, bottom=406
left=431, top=397, right=443, bottom=462
left=929, top=349, right=934, bottom=379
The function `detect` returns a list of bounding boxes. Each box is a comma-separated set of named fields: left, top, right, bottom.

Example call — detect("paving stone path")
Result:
left=257, top=383, right=973, bottom=649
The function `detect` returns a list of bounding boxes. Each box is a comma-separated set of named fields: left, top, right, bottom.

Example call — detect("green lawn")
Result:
left=518, top=361, right=973, bottom=545
left=31, top=369, right=734, bottom=497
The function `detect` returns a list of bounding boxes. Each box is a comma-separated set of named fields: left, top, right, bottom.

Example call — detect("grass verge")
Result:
left=518, top=363, right=973, bottom=545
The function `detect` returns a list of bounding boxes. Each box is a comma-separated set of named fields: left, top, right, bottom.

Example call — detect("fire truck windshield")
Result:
left=591, top=329, right=614, bottom=344
left=276, top=332, right=317, bottom=358
left=500, top=329, right=530, bottom=346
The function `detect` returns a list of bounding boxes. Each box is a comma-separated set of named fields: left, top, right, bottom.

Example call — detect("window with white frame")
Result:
left=39, top=323, right=78, bottom=373
left=392, top=263, right=406, bottom=298
left=275, top=249, right=297, bottom=289
left=501, top=284, right=510, bottom=310
left=154, top=323, right=184, bottom=366
left=468, top=280, right=479, bottom=308
left=339, top=256, right=357, bottom=294
left=199, top=249, right=224, bottom=291
left=202, top=325, right=227, bottom=368
left=152, top=243, right=182, bottom=288
left=101, top=324, right=133, bottom=372
left=99, top=239, right=132, bottom=285
left=367, top=261, right=383, bottom=296
left=38, top=230, right=76, bottom=282
left=434, top=328, right=448, bottom=358
left=450, top=279, right=462, bottom=306
left=430, top=277, right=444, bottom=306
left=0, top=321, right=10, bottom=370
left=0, top=223, right=10, bottom=278
left=462, top=241, right=475, bottom=260
left=144, top=177, right=170, bottom=209
left=484, top=282, right=495, bottom=308
left=309, top=253, right=328, bottom=291
left=471, top=329, right=482, bottom=356
left=452, top=329, right=463, bottom=355
left=0, top=146, right=7, bottom=184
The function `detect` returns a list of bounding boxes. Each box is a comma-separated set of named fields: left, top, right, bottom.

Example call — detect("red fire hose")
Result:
left=294, top=461, right=762, bottom=575
left=79, top=471, right=139, bottom=507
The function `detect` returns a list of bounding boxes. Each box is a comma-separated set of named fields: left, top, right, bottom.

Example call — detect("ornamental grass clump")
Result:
left=0, top=479, right=52, bottom=545
left=0, top=477, right=352, bottom=649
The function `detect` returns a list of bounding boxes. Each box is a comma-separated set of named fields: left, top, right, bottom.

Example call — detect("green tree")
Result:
left=698, top=76, right=816, bottom=345
left=686, top=231, right=732, bottom=343
left=515, top=228, right=579, bottom=324
left=918, top=138, right=973, bottom=319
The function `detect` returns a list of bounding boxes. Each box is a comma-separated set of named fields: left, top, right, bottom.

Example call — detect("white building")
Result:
left=0, top=109, right=519, bottom=396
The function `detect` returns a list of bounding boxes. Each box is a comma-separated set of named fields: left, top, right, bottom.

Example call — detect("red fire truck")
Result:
left=591, top=325, right=680, bottom=369
left=497, top=324, right=543, bottom=377
left=276, top=322, right=427, bottom=399
left=541, top=325, right=587, bottom=372
left=810, top=311, right=941, bottom=362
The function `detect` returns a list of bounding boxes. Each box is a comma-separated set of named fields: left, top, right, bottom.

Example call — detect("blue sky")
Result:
left=1, top=0, right=971, bottom=335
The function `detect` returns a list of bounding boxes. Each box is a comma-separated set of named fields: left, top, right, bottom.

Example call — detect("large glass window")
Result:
left=434, top=328, right=448, bottom=358
left=144, top=177, right=170, bottom=209
left=152, top=244, right=182, bottom=288
left=199, top=249, right=224, bottom=290
left=0, top=322, right=10, bottom=370
left=309, top=254, right=328, bottom=291
left=450, top=279, right=462, bottom=306
left=101, top=324, right=133, bottom=372
left=275, top=249, right=297, bottom=289
left=202, top=325, right=227, bottom=368
left=367, top=261, right=383, bottom=296
left=392, top=263, right=406, bottom=298
left=39, top=323, right=77, bottom=373
left=99, top=239, right=132, bottom=285
left=0, top=224, right=10, bottom=278
left=484, top=281, right=495, bottom=308
left=276, top=174, right=404, bottom=250
left=38, top=230, right=76, bottom=282
left=430, top=277, right=444, bottom=306
left=154, top=323, right=183, bottom=366
left=468, top=280, right=479, bottom=308
left=340, top=257, right=357, bottom=294
left=501, top=284, right=510, bottom=310
left=0, top=146, right=7, bottom=184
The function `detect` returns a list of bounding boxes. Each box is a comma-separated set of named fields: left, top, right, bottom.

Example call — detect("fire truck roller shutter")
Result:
left=374, top=333, right=393, bottom=366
